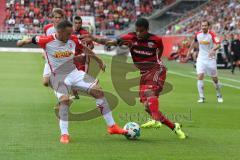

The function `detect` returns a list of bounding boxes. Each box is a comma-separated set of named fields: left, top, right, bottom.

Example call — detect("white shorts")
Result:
left=52, top=69, right=98, bottom=100
left=43, top=63, right=51, bottom=77
left=196, top=58, right=217, bottom=77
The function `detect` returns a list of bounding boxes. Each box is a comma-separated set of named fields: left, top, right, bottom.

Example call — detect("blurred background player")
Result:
left=73, top=16, right=94, bottom=73
left=221, top=35, right=231, bottom=64
left=186, top=20, right=223, bottom=103
left=42, top=8, right=65, bottom=87
left=230, top=34, right=240, bottom=74
left=72, top=16, right=95, bottom=99
left=84, top=18, right=186, bottom=139
left=17, top=20, right=127, bottom=144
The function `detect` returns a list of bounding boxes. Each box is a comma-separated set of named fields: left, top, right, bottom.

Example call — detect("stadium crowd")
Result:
left=4, top=0, right=175, bottom=35
left=166, top=0, right=240, bottom=35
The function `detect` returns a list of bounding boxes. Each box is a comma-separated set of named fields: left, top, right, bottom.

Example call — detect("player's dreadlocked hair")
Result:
left=56, top=20, right=73, bottom=30
left=135, top=18, right=149, bottom=30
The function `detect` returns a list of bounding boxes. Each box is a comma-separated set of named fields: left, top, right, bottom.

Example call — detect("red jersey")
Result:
left=73, top=28, right=94, bottom=49
left=120, top=32, right=164, bottom=72
left=73, top=28, right=93, bottom=72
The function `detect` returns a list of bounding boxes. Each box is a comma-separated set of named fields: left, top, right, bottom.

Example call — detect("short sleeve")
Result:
left=34, top=35, right=53, bottom=48
left=209, top=31, right=220, bottom=44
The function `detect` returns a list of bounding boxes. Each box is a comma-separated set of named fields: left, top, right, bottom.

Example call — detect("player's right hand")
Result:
left=79, top=34, right=93, bottom=44
left=16, top=40, right=24, bottom=47
left=183, top=53, right=190, bottom=63
left=99, top=62, right=106, bottom=72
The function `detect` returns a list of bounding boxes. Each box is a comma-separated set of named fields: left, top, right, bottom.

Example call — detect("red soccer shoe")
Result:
left=60, top=134, right=70, bottom=144
left=108, top=124, right=128, bottom=135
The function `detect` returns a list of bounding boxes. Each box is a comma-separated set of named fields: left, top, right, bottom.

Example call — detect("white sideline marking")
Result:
left=190, top=71, right=240, bottom=83
left=0, top=47, right=117, bottom=55
left=168, top=70, right=240, bottom=90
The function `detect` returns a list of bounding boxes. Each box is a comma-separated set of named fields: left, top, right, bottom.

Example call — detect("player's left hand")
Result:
left=16, top=40, right=24, bottom=47
left=183, top=54, right=190, bottom=63
left=208, top=50, right=215, bottom=59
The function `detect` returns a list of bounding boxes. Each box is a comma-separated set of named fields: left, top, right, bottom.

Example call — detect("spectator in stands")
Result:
left=167, top=0, right=240, bottom=35
left=3, top=0, right=175, bottom=34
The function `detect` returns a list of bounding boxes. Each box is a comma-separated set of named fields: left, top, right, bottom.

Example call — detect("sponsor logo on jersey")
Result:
left=199, top=40, right=210, bottom=45
left=54, top=51, right=73, bottom=58
left=133, top=49, right=153, bottom=55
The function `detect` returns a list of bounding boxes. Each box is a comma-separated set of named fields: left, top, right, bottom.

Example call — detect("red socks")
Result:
left=148, top=97, right=175, bottom=130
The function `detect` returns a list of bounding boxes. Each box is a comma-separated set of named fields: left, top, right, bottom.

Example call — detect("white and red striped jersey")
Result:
left=195, top=31, right=220, bottom=60
left=43, top=23, right=56, bottom=36
left=35, top=34, right=83, bottom=74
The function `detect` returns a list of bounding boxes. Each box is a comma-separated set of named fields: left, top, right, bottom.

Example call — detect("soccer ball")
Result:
left=123, top=122, right=140, bottom=140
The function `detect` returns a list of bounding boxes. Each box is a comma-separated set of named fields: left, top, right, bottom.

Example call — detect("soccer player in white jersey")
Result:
left=17, top=20, right=127, bottom=144
left=42, top=8, right=65, bottom=87
left=186, top=20, right=223, bottom=103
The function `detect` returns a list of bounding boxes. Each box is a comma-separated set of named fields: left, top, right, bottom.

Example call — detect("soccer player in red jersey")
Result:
left=84, top=18, right=186, bottom=139
left=17, top=20, right=128, bottom=144
left=72, top=16, right=95, bottom=99
left=73, top=16, right=94, bottom=73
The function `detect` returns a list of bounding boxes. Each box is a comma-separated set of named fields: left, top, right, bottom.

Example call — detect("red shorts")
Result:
left=139, top=66, right=166, bottom=103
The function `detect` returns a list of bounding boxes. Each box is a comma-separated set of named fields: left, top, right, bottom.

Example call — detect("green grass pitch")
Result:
left=0, top=52, right=239, bottom=160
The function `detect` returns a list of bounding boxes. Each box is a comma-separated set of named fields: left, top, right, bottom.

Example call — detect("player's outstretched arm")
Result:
left=16, top=37, right=33, bottom=47
left=81, top=34, right=117, bottom=46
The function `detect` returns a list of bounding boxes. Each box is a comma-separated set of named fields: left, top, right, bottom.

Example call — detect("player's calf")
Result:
left=58, top=95, right=71, bottom=144
left=89, top=84, right=104, bottom=99
left=89, top=84, right=127, bottom=135
left=42, top=76, right=50, bottom=87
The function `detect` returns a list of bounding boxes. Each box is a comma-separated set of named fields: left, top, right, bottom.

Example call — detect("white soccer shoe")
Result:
left=217, top=96, right=223, bottom=103
left=197, top=97, right=205, bottom=103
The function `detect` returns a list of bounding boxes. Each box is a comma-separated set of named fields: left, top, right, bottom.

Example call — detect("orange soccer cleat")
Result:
left=60, top=134, right=70, bottom=144
left=107, top=124, right=128, bottom=135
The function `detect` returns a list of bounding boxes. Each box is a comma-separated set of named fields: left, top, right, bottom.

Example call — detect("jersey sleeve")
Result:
left=209, top=31, right=220, bottom=44
left=117, top=33, right=135, bottom=46
left=119, top=33, right=134, bottom=41
left=43, top=24, right=53, bottom=35
left=33, top=35, right=53, bottom=48
left=71, top=35, right=84, bottom=55
left=80, top=29, right=90, bottom=35
left=79, top=30, right=94, bottom=49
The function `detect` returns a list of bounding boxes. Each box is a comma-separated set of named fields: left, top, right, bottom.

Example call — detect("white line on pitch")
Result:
left=168, top=70, right=240, bottom=90
left=190, top=71, right=240, bottom=83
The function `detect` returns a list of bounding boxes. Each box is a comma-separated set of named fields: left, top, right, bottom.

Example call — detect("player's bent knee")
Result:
left=59, top=95, right=70, bottom=105
left=198, top=74, right=204, bottom=80
left=89, top=84, right=104, bottom=98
